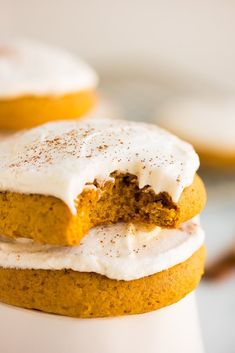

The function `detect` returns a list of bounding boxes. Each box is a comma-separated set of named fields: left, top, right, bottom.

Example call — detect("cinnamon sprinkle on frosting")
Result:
left=0, top=118, right=199, bottom=213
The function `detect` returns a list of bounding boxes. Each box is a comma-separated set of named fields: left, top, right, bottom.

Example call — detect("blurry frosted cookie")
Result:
left=0, top=39, right=98, bottom=130
left=0, top=118, right=206, bottom=246
left=0, top=219, right=205, bottom=318
left=157, top=97, right=235, bottom=169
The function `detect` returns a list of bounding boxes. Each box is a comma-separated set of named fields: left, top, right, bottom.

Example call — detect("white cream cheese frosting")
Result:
left=0, top=218, right=204, bottom=280
left=0, top=119, right=199, bottom=213
left=0, top=39, right=98, bottom=98
left=158, top=97, right=235, bottom=154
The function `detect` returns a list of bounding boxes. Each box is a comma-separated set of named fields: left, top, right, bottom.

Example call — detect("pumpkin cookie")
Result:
left=157, top=97, right=235, bottom=169
left=0, top=39, right=98, bottom=130
left=0, top=218, right=205, bottom=318
left=0, top=119, right=206, bottom=245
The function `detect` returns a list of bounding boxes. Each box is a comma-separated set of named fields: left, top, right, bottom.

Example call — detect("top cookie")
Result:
left=0, top=39, right=98, bottom=129
left=0, top=118, right=206, bottom=245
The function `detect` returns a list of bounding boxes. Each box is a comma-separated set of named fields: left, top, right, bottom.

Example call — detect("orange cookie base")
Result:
left=0, top=90, right=97, bottom=130
left=0, top=173, right=206, bottom=246
left=0, top=246, right=205, bottom=318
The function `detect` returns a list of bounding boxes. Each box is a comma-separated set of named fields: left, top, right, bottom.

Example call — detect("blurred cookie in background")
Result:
left=155, top=97, right=235, bottom=170
left=0, top=39, right=98, bottom=130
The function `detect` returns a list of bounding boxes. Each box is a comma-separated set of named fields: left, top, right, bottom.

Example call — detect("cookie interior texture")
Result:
left=0, top=90, right=96, bottom=130
left=0, top=246, right=205, bottom=318
left=0, top=173, right=206, bottom=246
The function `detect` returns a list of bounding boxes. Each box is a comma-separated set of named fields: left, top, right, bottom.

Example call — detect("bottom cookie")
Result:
left=0, top=246, right=205, bottom=318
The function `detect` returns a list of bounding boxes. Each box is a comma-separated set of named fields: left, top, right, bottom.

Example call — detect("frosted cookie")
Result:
left=0, top=218, right=205, bottom=318
left=0, top=119, right=206, bottom=245
left=157, top=97, right=235, bottom=168
left=0, top=39, right=98, bottom=130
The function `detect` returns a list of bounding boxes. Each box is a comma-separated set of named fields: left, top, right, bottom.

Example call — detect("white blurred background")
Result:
left=1, top=1, right=235, bottom=352
left=1, top=0, right=235, bottom=91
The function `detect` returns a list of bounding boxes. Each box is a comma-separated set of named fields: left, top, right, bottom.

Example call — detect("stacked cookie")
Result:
left=0, top=39, right=98, bottom=130
left=0, top=118, right=206, bottom=318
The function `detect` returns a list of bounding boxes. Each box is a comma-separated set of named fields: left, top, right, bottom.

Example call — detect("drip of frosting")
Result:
left=0, top=39, right=98, bottom=98
left=158, top=97, right=235, bottom=153
left=0, top=218, right=204, bottom=280
left=0, top=118, right=199, bottom=213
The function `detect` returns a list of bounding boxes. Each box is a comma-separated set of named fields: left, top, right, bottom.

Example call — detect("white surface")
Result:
left=0, top=38, right=98, bottom=98
left=0, top=118, right=199, bottom=213
left=0, top=219, right=204, bottom=280
left=198, top=280, right=235, bottom=353
left=0, top=293, right=204, bottom=353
